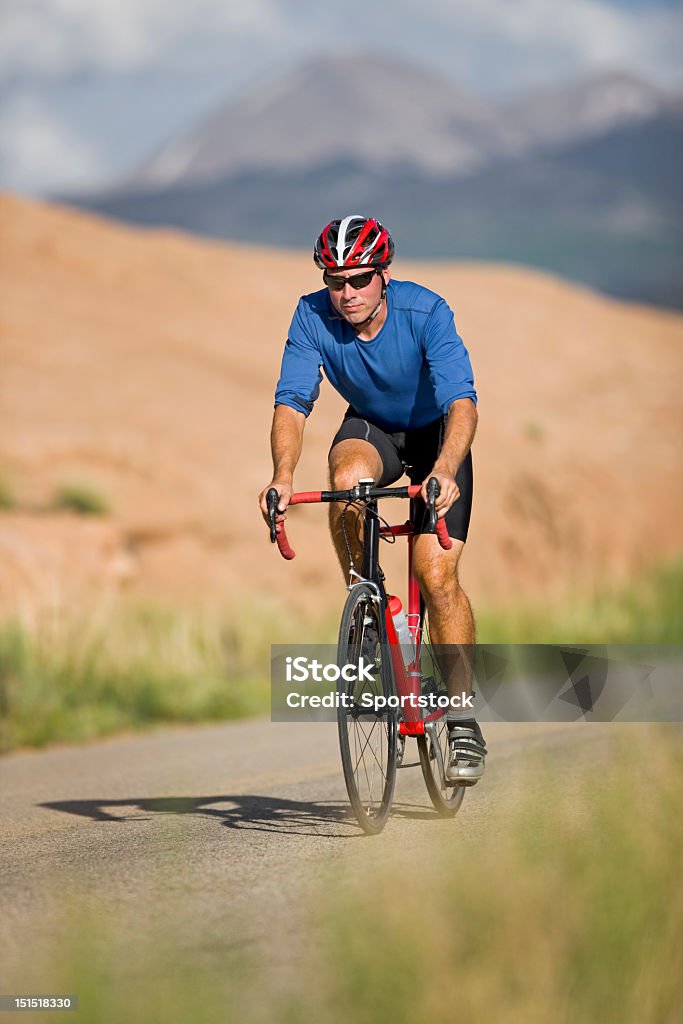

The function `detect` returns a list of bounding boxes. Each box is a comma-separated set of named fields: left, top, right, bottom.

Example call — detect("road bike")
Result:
left=267, top=478, right=468, bottom=834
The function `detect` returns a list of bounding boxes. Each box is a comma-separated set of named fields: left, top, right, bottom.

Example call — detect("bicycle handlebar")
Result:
left=266, top=479, right=453, bottom=560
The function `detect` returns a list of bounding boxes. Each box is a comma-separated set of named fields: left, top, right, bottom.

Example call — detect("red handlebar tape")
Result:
left=271, top=492, right=323, bottom=559
left=289, top=491, right=323, bottom=504
left=435, top=518, right=453, bottom=550
left=274, top=524, right=295, bottom=560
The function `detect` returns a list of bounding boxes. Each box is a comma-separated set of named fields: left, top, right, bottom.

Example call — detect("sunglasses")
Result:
left=323, top=268, right=379, bottom=291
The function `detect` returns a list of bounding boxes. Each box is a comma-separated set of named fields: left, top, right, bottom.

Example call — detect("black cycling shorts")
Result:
left=329, top=407, right=473, bottom=542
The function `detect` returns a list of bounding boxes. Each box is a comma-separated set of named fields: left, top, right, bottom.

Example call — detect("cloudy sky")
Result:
left=1, top=0, right=681, bottom=194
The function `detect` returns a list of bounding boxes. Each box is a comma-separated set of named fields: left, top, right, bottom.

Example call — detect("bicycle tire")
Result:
left=336, top=583, right=397, bottom=834
left=416, top=615, right=466, bottom=817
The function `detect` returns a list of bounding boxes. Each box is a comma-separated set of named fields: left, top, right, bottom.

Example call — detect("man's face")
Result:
left=324, top=266, right=389, bottom=326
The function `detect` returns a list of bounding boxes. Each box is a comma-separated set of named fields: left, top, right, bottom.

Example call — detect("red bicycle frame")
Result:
left=270, top=483, right=452, bottom=739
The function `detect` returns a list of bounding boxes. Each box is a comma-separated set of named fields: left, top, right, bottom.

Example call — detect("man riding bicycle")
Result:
left=259, top=215, right=487, bottom=783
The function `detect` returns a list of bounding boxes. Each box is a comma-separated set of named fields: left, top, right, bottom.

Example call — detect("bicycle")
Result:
left=266, top=478, right=468, bottom=835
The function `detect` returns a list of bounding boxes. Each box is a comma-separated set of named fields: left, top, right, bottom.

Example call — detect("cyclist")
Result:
left=259, top=215, right=487, bottom=783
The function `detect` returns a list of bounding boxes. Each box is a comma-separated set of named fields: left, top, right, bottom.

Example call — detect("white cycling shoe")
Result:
left=445, top=722, right=487, bottom=784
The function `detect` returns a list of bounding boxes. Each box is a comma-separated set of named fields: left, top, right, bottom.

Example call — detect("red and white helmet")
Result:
left=313, top=215, right=394, bottom=269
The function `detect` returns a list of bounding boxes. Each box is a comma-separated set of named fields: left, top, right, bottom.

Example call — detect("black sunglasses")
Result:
left=323, top=268, right=379, bottom=291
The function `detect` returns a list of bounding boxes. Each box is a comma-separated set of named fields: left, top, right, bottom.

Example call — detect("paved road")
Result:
left=0, top=718, right=612, bottom=995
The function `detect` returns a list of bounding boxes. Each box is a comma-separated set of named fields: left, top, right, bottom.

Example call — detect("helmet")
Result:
left=313, top=215, right=394, bottom=269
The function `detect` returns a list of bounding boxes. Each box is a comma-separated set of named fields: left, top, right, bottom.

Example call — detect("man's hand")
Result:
left=420, top=468, right=460, bottom=520
left=258, top=479, right=293, bottom=528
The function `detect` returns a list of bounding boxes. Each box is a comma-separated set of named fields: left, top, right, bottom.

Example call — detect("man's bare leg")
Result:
left=412, top=534, right=475, bottom=699
left=328, top=439, right=383, bottom=582
left=414, top=523, right=485, bottom=784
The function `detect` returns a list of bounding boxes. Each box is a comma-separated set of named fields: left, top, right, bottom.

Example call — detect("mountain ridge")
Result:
left=126, top=53, right=516, bottom=187
left=65, top=54, right=683, bottom=310
left=121, top=56, right=678, bottom=191
left=75, top=110, right=683, bottom=309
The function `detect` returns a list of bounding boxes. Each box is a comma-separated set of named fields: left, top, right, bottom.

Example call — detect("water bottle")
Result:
left=388, top=596, right=415, bottom=669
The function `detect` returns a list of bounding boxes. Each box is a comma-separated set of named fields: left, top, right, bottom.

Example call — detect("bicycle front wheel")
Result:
left=337, top=584, right=397, bottom=835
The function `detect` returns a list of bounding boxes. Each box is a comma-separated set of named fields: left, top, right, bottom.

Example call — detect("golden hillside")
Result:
left=1, top=193, right=681, bottom=618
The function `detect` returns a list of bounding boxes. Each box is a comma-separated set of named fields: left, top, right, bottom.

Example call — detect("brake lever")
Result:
left=266, top=488, right=279, bottom=543
left=426, top=476, right=439, bottom=533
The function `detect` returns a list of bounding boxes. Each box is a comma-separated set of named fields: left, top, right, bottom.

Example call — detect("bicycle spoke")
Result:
left=337, top=585, right=397, bottom=833
left=358, top=734, right=379, bottom=811
left=351, top=719, right=388, bottom=781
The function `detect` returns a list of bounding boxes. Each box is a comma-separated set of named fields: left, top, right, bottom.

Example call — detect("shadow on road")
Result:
left=40, top=793, right=366, bottom=838
left=39, top=794, right=445, bottom=836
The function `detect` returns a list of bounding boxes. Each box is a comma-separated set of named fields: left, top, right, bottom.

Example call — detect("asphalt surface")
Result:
left=0, top=718, right=612, bottom=998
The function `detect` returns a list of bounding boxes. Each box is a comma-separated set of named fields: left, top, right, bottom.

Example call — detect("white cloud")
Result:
left=472, top=0, right=669, bottom=68
left=377, top=0, right=683, bottom=91
left=0, top=95, right=105, bottom=192
left=0, top=0, right=287, bottom=77
left=1, top=0, right=681, bottom=90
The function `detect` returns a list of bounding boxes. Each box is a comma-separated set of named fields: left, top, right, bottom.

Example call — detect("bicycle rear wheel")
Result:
left=417, top=615, right=466, bottom=817
left=337, top=584, right=397, bottom=835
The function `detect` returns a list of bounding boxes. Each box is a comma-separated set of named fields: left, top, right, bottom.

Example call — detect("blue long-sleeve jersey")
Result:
left=274, top=279, right=476, bottom=431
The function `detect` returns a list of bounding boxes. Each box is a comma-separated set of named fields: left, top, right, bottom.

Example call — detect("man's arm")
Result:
left=421, top=398, right=478, bottom=517
left=258, top=404, right=306, bottom=523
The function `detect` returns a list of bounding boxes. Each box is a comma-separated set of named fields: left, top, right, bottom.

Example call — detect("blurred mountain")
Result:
left=502, top=70, right=671, bottom=148
left=69, top=56, right=683, bottom=309
left=127, top=54, right=525, bottom=186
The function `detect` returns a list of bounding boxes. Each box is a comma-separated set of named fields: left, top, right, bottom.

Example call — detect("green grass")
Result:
left=53, top=481, right=110, bottom=515
left=476, top=556, right=683, bottom=644
left=0, top=601, right=286, bottom=752
left=9, top=725, right=682, bottom=1024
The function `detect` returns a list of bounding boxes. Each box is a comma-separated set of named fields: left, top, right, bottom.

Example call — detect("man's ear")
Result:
left=382, top=268, right=391, bottom=285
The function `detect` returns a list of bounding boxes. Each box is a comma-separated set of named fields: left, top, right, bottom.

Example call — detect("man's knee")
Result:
left=330, top=463, right=370, bottom=489
left=413, top=548, right=463, bottom=607
left=329, top=441, right=382, bottom=489
left=416, top=563, right=459, bottom=597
